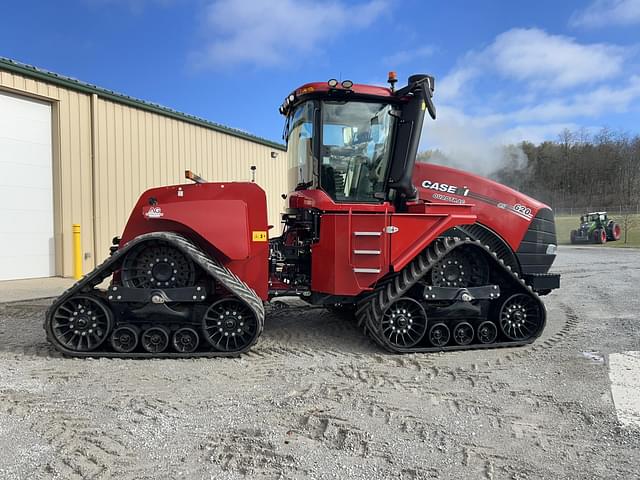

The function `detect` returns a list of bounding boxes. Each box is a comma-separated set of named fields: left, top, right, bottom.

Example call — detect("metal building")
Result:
left=0, top=58, right=289, bottom=281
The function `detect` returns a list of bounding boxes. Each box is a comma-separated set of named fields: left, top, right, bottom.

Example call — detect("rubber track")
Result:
left=355, top=237, right=547, bottom=353
left=44, top=232, right=264, bottom=358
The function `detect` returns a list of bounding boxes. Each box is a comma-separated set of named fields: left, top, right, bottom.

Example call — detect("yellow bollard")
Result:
left=72, top=224, right=82, bottom=280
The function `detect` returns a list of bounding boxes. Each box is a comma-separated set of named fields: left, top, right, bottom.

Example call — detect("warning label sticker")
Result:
left=252, top=231, right=268, bottom=242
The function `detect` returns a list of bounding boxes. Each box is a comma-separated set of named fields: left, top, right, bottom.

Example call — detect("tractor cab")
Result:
left=280, top=73, right=436, bottom=210
left=270, top=74, right=447, bottom=299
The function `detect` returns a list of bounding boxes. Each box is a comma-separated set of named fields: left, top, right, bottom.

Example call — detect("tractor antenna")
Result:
left=250, top=165, right=257, bottom=182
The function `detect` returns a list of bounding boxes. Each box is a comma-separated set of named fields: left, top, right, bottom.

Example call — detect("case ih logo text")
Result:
left=421, top=180, right=469, bottom=196
left=145, top=206, right=164, bottom=218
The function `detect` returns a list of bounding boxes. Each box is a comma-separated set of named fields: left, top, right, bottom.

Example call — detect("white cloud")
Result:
left=492, top=75, right=640, bottom=124
left=441, top=28, right=626, bottom=102
left=193, top=0, right=388, bottom=69
left=438, top=65, right=478, bottom=103
left=570, top=0, right=640, bottom=28
left=488, top=28, right=626, bottom=89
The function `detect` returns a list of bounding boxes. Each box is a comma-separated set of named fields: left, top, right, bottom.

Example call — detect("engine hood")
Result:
left=412, top=162, right=551, bottom=251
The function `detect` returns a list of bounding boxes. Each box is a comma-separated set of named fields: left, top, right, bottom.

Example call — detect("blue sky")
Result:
left=2, top=0, right=640, bottom=157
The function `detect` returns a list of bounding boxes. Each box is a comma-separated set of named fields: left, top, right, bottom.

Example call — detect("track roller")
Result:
left=172, top=327, right=199, bottom=353
left=49, top=295, right=113, bottom=352
left=111, top=325, right=140, bottom=353
left=452, top=321, right=474, bottom=346
left=428, top=322, right=450, bottom=347
left=141, top=326, right=170, bottom=353
left=202, top=298, right=260, bottom=352
left=476, top=321, right=498, bottom=344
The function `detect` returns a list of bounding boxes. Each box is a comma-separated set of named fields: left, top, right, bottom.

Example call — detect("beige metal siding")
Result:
left=92, top=97, right=289, bottom=259
left=0, top=68, right=289, bottom=278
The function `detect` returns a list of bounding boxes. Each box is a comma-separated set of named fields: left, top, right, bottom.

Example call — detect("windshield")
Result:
left=321, top=101, right=395, bottom=202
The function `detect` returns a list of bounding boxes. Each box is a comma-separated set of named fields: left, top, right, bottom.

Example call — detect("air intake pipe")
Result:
left=388, top=74, right=436, bottom=202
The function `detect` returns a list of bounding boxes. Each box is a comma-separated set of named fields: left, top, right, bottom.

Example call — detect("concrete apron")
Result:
left=609, top=351, right=640, bottom=429
left=0, top=277, right=75, bottom=303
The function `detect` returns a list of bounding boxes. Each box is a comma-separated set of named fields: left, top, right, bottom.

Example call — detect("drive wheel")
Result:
left=594, top=229, right=606, bottom=244
left=111, top=325, right=139, bottom=353
left=121, top=241, right=195, bottom=289
left=380, top=297, right=428, bottom=348
left=452, top=321, right=474, bottom=346
left=477, top=321, right=498, bottom=344
left=141, top=327, right=170, bottom=353
left=609, top=222, right=621, bottom=241
left=431, top=247, right=489, bottom=288
left=172, top=327, right=199, bottom=353
left=50, top=295, right=113, bottom=352
left=428, top=322, right=450, bottom=347
left=498, top=294, right=543, bottom=341
left=202, top=298, right=259, bottom=352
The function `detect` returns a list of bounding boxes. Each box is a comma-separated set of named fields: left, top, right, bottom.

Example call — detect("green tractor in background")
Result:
left=570, top=212, right=622, bottom=244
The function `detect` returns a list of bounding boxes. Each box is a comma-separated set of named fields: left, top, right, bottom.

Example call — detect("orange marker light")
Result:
left=388, top=71, right=398, bottom=91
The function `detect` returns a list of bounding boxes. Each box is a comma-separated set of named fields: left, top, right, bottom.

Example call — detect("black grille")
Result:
left=516, top=208, right=557, bottom=274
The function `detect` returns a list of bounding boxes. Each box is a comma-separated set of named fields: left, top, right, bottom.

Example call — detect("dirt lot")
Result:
left=1, top=246, right=639, bottom=480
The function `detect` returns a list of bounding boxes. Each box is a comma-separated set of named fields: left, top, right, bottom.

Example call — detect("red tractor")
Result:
left=45, top=73, right=560, bottom=357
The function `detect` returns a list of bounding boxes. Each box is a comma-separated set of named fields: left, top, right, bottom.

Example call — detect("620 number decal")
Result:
left=514, top=204, right=532, bottom=216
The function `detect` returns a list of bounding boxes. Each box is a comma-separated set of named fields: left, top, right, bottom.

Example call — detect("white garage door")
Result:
left=0, top=91, right=54, bottom=281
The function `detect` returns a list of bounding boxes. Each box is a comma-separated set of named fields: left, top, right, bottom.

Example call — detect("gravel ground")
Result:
left=0, top=246, right=639, bottom=480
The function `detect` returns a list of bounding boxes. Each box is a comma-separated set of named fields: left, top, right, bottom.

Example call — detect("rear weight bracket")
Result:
left=423, top=285, right=501, bottom=301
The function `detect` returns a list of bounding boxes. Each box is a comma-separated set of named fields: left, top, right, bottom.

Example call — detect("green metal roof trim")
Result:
left=0, top=57, right=286, bottom=151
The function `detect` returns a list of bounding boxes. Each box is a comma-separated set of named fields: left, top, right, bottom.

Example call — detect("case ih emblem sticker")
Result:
left=421, top=179, right=533, bottom=220
left=421, top=180, right=470, bottom=196
left=145, top=206, right=164, bottom=218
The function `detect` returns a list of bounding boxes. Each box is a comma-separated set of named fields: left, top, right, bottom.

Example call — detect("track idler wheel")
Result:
left=50, top=295, right=113, bottom=352
left=121, top=241, right=196, bottom=289
left=111, top=325, right=140, bottom=353
left=379, top=297, right=428, bottom=348
left=476, top=321, right=498, bottom=344
left=141, top=326, right=170, bottom=353
left=498, top=294, right=543, bottom=341
left=172, top=327, right=199, bottom=353
left=452, top=321, right=474, bottom=346
left=428, top=322, right=450, bottom=347
left=202, top=298, right=259, bottom=352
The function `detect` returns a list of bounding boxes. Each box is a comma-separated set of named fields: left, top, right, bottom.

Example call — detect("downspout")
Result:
left=90, top=93, right=99, bottom=269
